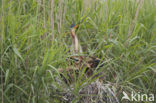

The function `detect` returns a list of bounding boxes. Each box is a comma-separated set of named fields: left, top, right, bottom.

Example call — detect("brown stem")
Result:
left=51, top=0, right=54, bottom=40
left=58, top=0, right=63, bottom=33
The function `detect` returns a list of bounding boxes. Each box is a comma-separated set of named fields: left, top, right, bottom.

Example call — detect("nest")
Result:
left=56, top=78, right=119, bottom=103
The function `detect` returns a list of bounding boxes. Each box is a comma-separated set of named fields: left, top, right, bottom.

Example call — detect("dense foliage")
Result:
left=0, top=0, right=156, bottom=102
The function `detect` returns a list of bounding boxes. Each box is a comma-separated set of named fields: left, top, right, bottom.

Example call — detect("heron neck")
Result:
left=70, top=30, right=79, bottom=54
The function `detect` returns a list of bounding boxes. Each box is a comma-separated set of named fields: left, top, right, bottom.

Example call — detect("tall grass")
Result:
left=0, top=0, right=156, bottom=102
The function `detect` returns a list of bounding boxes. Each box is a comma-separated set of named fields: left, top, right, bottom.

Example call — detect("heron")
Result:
left=58, top=19, right=104, bottom=85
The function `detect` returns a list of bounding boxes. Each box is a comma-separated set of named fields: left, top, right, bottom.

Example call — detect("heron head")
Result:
left=70, top=24, right=79, bottom=31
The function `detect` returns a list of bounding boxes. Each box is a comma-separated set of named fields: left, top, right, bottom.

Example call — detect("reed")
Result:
left=0, top=0, right=156, bottom=102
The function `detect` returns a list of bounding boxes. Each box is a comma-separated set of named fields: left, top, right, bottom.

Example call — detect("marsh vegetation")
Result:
left=0, top=0, right=156, bottom=103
